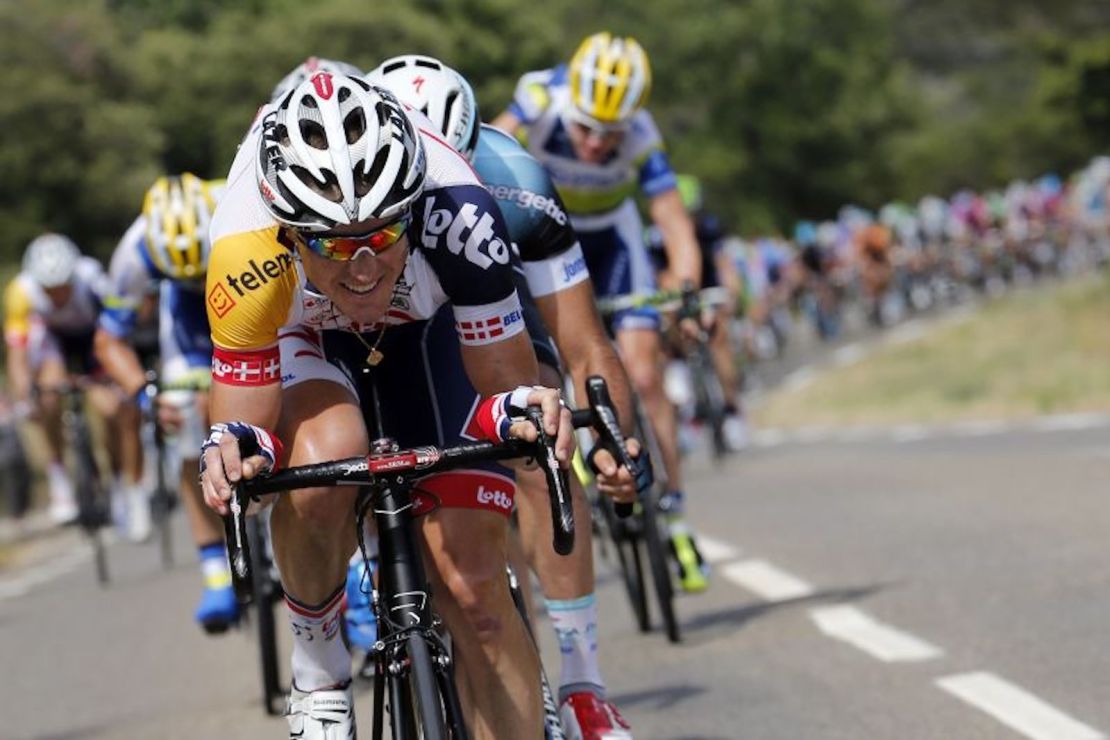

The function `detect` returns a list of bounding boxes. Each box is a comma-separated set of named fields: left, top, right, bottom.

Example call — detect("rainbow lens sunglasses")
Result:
left=291, top=215, right=411, bottom=261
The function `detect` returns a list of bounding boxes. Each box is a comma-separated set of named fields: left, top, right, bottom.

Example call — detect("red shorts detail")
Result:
left=412, top=470, right=516, bottom=518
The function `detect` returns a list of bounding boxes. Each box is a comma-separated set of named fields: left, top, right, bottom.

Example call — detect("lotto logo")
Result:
left=476, top=485, right=513, bottom=511
left=420, top=195, right=510, bottom=269
left=207, top=283, right=237, bottom=318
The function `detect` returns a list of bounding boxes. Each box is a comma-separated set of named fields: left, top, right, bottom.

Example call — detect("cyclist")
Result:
left=492, top=31, right=711, bottom=592
left=93, top=174, right=239, bottom=632
left=645, top=174, right=748, bottom=449
left=3, top=234, right=143, bottom=530
left=199, top=71, right=638, bottom=739
left=269, top=56, right=363, bottom=103
left=367, top=54, right=640, bottom=739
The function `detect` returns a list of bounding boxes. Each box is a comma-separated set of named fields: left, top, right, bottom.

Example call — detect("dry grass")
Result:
left=754, top=273, right=1110, bottom=428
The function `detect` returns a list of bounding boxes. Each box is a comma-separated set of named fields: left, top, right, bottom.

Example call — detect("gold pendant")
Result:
left=367, top=348, right=384, bottom=367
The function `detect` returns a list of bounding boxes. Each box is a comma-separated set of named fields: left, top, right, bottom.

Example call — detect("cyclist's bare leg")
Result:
left=421, top=506, right=543, bottom=739
left=33, top=358, right=68, bottom=464
left=709, top=304, right=740, bottom=405
left=87, top=385, right=140, bottom=484
left=617, top=327, right=682, bottom=492
left=271, top=380, right=365, bottom=689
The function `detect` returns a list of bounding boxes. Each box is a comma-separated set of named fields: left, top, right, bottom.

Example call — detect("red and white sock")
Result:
left=286, top=584, right=351, bottom=691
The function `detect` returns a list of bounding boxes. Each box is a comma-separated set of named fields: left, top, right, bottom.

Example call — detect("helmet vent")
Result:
left=300, top=119, right=328, bottom=149
left=344, top=108, right=366, bottom=145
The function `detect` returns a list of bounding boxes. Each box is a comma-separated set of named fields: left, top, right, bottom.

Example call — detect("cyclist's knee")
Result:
left=279, top=485, right=357, bottom=532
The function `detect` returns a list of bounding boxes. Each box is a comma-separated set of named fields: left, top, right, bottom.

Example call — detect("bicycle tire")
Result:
left=641, top=494, right=681, bottom=643
left=405, top=633, right=449, bottom=740
left=73, top=434, right=110, bottom=586
left=691, top=343, right=728, bottom=461
left=599, top=496, right=649, bottom=632
left=247, top=516, right=284, bottom=715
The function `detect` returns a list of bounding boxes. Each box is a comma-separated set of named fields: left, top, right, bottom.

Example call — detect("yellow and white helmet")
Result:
left=141, top=173, right=219, bottom=280
left=568, top=32, right=652, bottom=124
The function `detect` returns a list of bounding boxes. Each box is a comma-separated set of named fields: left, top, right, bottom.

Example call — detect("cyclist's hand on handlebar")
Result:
left=199, top=422, right=283, bottom=516
left=590, top=437, right=641, bottom=504
left=505, top=387, right=575, bottom=466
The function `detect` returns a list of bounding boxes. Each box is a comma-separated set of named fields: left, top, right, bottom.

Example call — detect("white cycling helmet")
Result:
left=22, top=233, right=81, bottom=288
left=258, top=71, right=426, bottom=231
left=365, top=55, right=481, bottom=161
left=270, top=56, right=365, bottom=103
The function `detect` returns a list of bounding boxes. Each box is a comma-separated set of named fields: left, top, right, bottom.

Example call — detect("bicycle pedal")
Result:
left=199, top=616, right=239, bottom=635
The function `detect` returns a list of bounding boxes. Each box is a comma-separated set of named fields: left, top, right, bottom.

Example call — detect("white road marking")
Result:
left=752, top=429, right=788, bottom=448
left=937, top=672, right=1105, bottom=740
left=696, top=535, right=741, bottom=564
left=0, top=548, right=90, bottom=602
left=951, top=419, right=1010, bottom=437
left=1030, top=413, right=1110, bottom=433
left=831, top=343, right=866, bottom=367
left=723, top=559, right=814, bottom=601
left=885, top=320, right=928, bottom=345
left=810, top=605, right=942, bottom=662
left=780, top=367, right=818, bottom=393
left=891, top=425, right=932, bottom=443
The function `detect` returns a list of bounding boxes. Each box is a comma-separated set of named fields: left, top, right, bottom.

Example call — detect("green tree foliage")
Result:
left=0, top=0, right=1106, bottom=259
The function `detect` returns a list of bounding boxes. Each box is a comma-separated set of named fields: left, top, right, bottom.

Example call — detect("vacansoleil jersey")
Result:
left=3, top=258, right=108, bottom=347
left=204, top=107, right=525, bottom=387
left=506, top=64, right=678, bottom=225
left=471, top=124, right=589, bottom=298
left=99, top=181, right=228, bottom=339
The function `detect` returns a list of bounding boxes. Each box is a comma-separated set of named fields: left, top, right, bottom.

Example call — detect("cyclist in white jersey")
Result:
left=368, top=54, right=642, bottom=739
left=200, top=72, right=636, bottom=739
left=94, top=174, right=241, bottom=630
left=3, top=235, right=140, bottom=527
left=493, top=32, right=711, bottom=591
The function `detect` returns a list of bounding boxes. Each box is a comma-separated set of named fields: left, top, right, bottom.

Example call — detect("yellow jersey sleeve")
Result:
left=205, top=226, right=297, bottom=351
left=3, top=279, right=32, bottom=347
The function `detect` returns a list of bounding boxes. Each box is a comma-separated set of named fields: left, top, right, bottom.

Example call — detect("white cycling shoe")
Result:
left=286, top=682, right=355, bottom=739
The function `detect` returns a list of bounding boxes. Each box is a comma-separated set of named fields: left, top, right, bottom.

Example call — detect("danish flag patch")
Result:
left=212, top=346, right=281, bottom=386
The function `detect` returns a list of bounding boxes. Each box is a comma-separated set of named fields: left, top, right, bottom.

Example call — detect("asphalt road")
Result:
left=4, top=418, right=1110, bottom=740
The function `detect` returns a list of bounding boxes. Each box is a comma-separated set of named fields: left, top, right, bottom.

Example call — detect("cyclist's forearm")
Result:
left=5, top=346, right=32, bottom=402
left=650, top=190, right=702, bottom=287
left=93, top=328, right=146, bottom=397
left=209, top=381, right=282, bottom=432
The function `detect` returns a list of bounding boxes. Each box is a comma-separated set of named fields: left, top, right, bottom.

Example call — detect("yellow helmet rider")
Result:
left=568, top=32, right=652, bottom=125
left=141, top=173, right=219, bottom=281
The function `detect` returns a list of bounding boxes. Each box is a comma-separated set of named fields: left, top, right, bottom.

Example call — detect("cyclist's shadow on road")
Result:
left=679, top=583, right=886, bottom=646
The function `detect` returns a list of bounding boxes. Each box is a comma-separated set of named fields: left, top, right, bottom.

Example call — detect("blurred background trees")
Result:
left=1, top=0, right=1107, bottom=256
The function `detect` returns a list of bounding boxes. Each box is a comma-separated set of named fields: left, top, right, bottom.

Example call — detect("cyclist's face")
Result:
left=568, top=119, right=626, bottom=163
left=44, top=284, right=72, bottom=307
left=295, top=219, right=411, bottom=325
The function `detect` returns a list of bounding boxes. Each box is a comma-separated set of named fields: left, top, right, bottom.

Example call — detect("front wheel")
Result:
left=406, top=633, right=451, bottom=740
left=641, top=494, right=681, bottom=643
left=247, top=515, right=283, bottom=715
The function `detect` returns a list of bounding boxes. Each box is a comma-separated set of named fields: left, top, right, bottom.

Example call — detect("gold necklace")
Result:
left=352, top=322, right=387, bottom=368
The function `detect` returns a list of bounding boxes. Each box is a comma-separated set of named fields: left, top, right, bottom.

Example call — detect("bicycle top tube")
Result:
left=595, top=286, right=731, bottom=316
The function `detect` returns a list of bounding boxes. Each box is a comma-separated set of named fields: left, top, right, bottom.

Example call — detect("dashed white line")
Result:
left=951, top=419, right=1011, bottom=437
left=780, top=367, right=818, bottom=393
left=1030, top=412, right=1110, bottom=433
left=890, top=424, right=933, bottom=443
left=810, top=605, right=943, bottom=662
left=937, top=672, right=1105, bottom=740
left=695, top=535, right=741, bottom=564
left=831, top=343, right=866, bottom=367
left=0, top=548, right=90, bottom=602
left=722, top=559, right=814, bottom=601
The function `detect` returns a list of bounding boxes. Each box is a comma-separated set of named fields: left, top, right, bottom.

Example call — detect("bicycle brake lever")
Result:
left=583, top=376, right=650, bottom=518
left=524, top=405, right=574, bottom=556
left=222, top=483, right=254, bottom=603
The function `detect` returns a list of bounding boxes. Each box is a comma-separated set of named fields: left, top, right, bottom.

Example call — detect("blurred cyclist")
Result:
left=3, top=234, right=141, bottom=530
left=493, top=31, right=711, bottom=592
left=93, top=174, right=238, bottom=632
